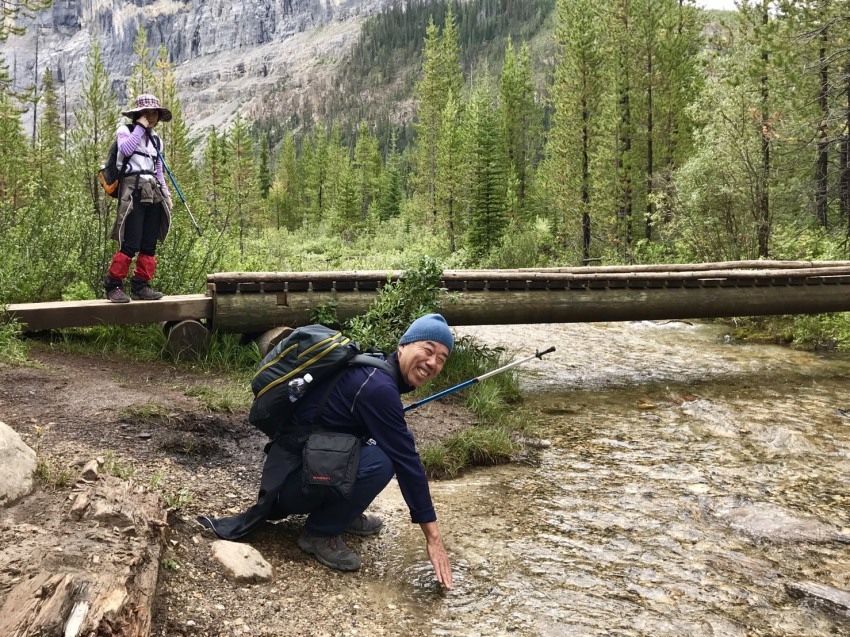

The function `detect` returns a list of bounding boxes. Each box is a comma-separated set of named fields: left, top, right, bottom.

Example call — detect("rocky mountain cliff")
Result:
left=2, top=0, right=396, bottom=136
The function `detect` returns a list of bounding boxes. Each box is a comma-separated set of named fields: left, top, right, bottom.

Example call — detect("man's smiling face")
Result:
left=398, top=340, right=449, bottom=388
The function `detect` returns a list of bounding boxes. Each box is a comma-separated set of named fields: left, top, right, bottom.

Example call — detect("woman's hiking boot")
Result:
left=131, top=277, right=164, bottom=301
left=344, top=514, right=383, bottom=536
left=104, top=277, right=131, bottom=303
left=297, top=530, right=361, bottom=572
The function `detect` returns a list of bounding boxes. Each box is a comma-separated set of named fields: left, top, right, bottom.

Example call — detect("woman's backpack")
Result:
left=97, top=125, right=160, bottom=198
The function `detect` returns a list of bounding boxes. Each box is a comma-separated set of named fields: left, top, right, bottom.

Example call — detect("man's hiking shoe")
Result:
left=345, top=514, right=383, bottom=537
left=106, top=286, right=131, bottom=303
left=131, top=284, right=164, bottom=301
left=297, top=530, right=361, bottom=572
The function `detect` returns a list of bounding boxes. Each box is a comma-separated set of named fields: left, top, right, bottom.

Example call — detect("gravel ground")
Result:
left=0, top=344, right=478, bottom=636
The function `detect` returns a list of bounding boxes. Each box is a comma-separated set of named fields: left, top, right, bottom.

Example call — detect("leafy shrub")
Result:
left=345, top=255, right=444, bottom=351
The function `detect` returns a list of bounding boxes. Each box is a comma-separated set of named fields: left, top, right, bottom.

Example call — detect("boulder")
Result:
left=0, top=421, right=37, bottom=507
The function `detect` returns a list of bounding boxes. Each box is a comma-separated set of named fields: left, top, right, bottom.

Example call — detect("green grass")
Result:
left=0, top=315, right=31, bottom=365
left=102, top=451, right=137, bottom=479
left=36, top=457, right=75, bottom=487
left=421, top=424, right=517, bottom=478
left=184, top=384, right=252, bottom=412
left=120, top=402, right=175, bottom=421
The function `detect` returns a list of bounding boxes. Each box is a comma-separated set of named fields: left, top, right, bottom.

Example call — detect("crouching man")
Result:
left=199, top=313, right=455, bottom=589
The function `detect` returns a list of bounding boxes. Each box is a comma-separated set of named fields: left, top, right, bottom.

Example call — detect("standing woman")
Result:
left=104, top=94, right=174, bottom=303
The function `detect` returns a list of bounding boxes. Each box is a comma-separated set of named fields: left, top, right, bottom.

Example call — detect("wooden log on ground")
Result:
left=0, top=477, right=167, bottom=636
left=165, top=319, right=211, bottom=360
left=255, top=326, right=293, bottom=357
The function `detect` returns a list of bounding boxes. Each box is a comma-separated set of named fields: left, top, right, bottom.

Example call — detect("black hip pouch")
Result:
left=301, top=432, right=362, bottom=501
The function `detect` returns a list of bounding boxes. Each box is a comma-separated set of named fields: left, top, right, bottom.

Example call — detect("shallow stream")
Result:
left=368, top=321, right=850, bottom=636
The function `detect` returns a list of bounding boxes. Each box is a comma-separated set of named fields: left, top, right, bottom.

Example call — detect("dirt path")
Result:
left=0, top=345, right=474, bottom=636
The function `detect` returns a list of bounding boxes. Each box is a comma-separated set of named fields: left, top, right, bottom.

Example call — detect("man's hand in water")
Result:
left=421, top=521, right=453, bottom=589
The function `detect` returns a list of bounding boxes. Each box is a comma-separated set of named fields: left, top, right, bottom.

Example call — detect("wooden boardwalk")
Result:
left=5, top=261, right=850, bottom=335
left=5, top=295, right=211, bottom=332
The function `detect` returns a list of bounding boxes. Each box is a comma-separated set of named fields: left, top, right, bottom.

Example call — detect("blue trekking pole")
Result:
left=153, top=144, right=203, bottom=237
left=403, top=346, right=556, bottom=412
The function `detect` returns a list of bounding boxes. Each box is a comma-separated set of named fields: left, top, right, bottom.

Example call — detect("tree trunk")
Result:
left=815, top=27, right=829, bottom=227
left=645, top=49, right=654, bottom=241
left=757, top=2, right=771, bottom=258
left=0, top=477, right=167, bottom=637
left=582, top=92, right=591, bottom=264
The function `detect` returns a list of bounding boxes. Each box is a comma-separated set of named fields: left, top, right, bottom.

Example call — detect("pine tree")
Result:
left=332, top=157, right=360, bottom=237
left=546, top=0, right=608, bottom=263
left=202, top=126, right=229, bottom=229
left=69, top=37, right=118, bottom=291
left=378, top=131, right=403, bottom=221
left=0, top=68, right=28, bottom=215
left=128, top=27, right=155, bottom=99
left=435, top=92, right=468, bottom=252
left=353, top=121, right=382, bottom=222
left=228, top=114, right=257, bottom=255
left=270, top=131, right=299, bottom=229
left=737, top=0, right=781, bottom=257
left=37, top=67, right=62, bottom=183
left=413, top=7, right=464, bottom=226
left=499, top=38, right=541, bottom=219
left=258, top=134, right=272, bottom=199
left=466, top=82, right=508, bottom=258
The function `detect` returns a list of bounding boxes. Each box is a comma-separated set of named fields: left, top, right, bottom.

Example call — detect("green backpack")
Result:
left=248, top=325, right=392, bottom=438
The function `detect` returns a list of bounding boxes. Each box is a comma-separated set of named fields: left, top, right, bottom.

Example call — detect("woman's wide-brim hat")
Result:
left=121, top=94, right=173, bottom=122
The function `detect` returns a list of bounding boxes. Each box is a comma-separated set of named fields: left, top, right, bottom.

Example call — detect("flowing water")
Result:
left=366, top=321, right=850, bottom=636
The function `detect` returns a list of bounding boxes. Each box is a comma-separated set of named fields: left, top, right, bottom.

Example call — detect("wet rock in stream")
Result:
left=714, top=503, right=850, bottom=544
left=786, top=581, right=850, bottom=619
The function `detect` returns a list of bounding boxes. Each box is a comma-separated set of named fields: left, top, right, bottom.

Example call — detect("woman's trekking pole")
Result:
left=403, top=346, right=556, bottom=412
left=154, top=146, right=203, bottom=237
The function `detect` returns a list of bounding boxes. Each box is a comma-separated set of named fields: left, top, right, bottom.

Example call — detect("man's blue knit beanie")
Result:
left=399, top=313, right=454, bottom=352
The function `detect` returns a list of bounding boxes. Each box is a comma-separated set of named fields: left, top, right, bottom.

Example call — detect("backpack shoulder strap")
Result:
left=350, top=353, right=397, bottom=383
left=312, top=355, right=396, bottom=430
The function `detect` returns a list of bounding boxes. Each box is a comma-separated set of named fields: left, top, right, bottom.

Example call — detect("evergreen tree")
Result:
left=378, top=131, right=404, bottom=221
left=202, top=127, right=228, bottom=225
left=413, top=7, right=464, bottom=226
left=128, top=27, right=155, bottom=99
left=546, top=0, right=608, bottom=263
left=737, top=0, right=782, bottom=257
left=258, top=134, right=272, bottom=200
left=0, top=68, right=29, bottom=219
left=466, top=82, right=508, bottom=258
left=37, top=67, right=62, bottom=183
left=228, top=114, right=257, bottom=255
left=332, top=157, right=360, bottom=237
left=353, top=121, right=382, bottom=221
left=269, top=131, right=299, bottom=229
left=499, top=38, right=541, bottom=218
left=69, top=37, right=118, bottom=292
left=435, top=92, right=468, bottom=252
left=608, top=0, right=636, bottom=256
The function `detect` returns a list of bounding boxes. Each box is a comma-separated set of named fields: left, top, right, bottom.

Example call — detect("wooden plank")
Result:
left=207, top=261, right=850, bottom=283
left=208, top=265, right=850, bottom=286
left=4, top=295, right=212, bottom=332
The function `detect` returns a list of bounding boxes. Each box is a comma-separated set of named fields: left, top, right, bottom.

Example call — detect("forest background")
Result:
left=2, top=0, right=850, bottom=348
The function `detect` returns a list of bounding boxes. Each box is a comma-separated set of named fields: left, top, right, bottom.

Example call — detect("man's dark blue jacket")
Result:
left=199, top=353, right=436, bottom=540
